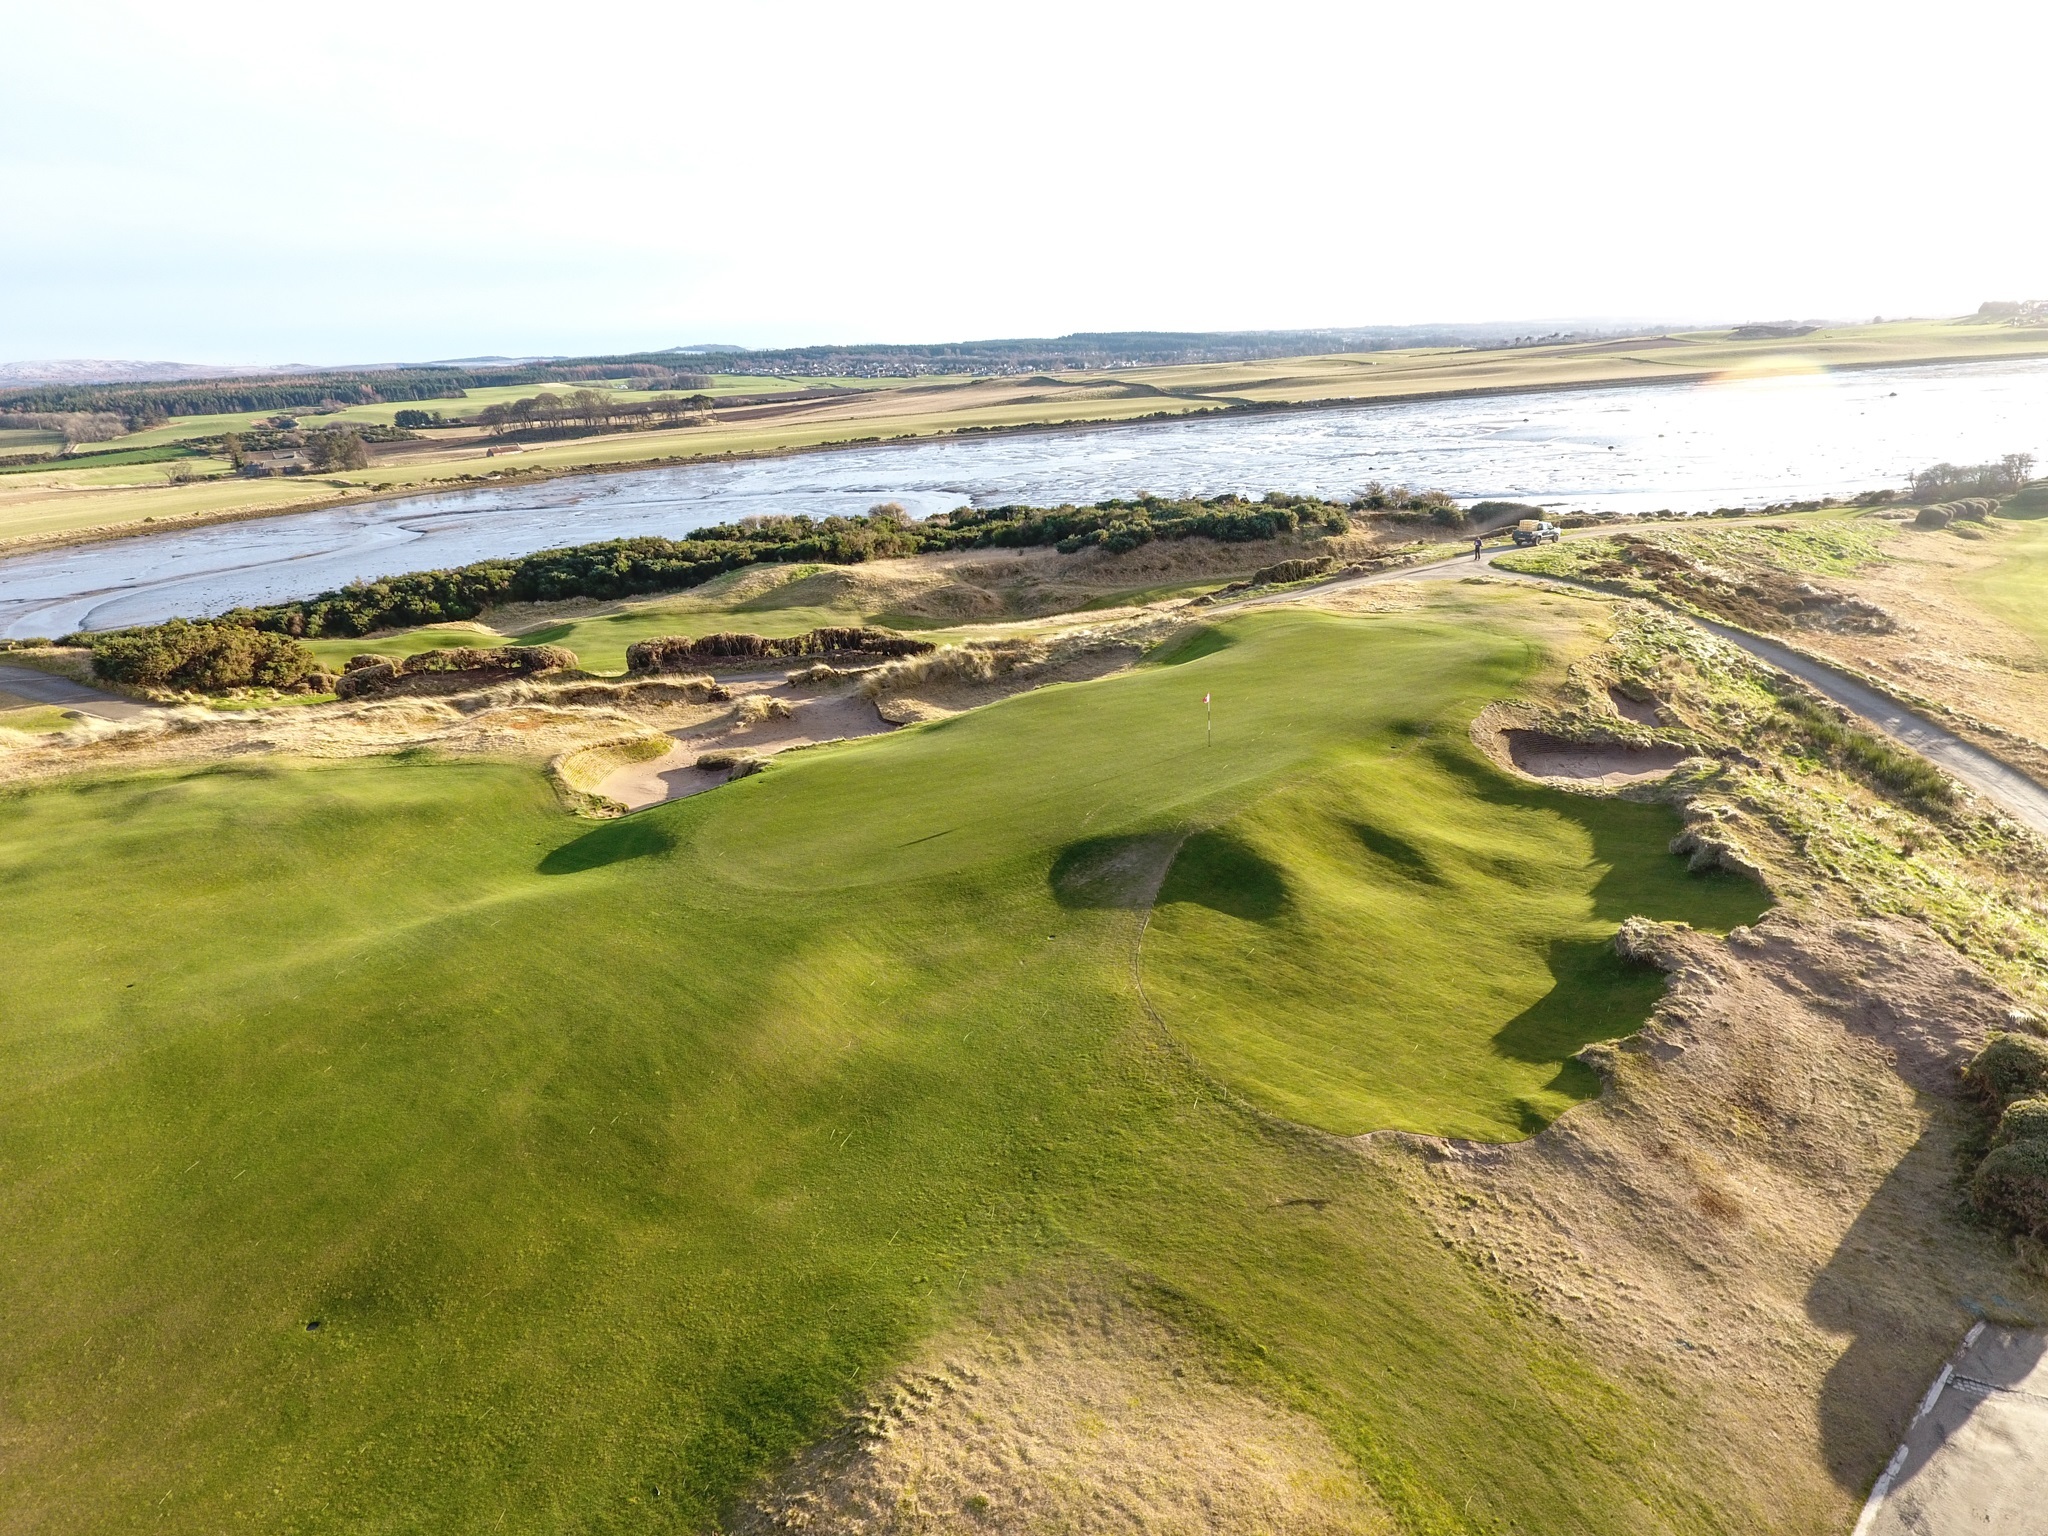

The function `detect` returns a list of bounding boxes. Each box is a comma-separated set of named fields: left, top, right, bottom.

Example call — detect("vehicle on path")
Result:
left=1512, top=519, right=1561, bottom=546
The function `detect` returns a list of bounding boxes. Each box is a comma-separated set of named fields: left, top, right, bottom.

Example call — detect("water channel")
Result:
left=4, top=355, right=2045, bottom=637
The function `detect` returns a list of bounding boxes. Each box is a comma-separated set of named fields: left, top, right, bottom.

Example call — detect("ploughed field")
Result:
left=0, top=609, right=1764, bottom=1532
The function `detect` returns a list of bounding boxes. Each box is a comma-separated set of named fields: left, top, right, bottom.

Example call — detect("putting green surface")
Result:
left=0, top=608, right=1767, bottom=1532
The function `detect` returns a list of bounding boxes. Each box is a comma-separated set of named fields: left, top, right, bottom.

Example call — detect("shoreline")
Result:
left=3, top=342, right=2044, bottom=569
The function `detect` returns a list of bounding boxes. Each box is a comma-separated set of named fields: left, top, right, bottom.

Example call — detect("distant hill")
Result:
left=2, top=322, right=1678, bottom=416
left=0, top=359, right=298, bottom=388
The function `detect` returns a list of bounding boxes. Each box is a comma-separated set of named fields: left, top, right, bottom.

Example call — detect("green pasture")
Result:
left=94, top=376, right=895, bottom=452
left=0, top=426, right=66, bottom=454
left=0, top=606, right=1770, bottom=1533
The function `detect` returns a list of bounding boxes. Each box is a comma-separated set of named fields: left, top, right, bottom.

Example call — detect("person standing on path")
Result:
left=1471, top=536, right=1483, bottom=560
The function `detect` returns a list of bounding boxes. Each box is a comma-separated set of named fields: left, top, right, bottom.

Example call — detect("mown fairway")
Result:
left=1959, top=515, right=2048, bottom=652
left=1, top=608, right=1766, bottom=1532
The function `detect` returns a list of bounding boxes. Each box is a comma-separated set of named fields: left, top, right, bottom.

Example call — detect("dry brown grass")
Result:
left=733, top=1270, right=1392, bottom=1536
left=1387, top=910, right=2044, bottom=1532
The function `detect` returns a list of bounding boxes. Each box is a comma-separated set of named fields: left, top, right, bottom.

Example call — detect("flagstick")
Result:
left=1206, top=693, right=1212, bottom=748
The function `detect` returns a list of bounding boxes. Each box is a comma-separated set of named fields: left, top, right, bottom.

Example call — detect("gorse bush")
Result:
left=66, top=492, right=1372, bottom=663
left=1995, top=1096, right=2048, bottom=1147
left=625, top=628, right=933, bottom=674
left=332, top=645, right=576, bottom=699
left=1971, top=1140, right=2048, bottom=1238
left=89, top=619, right=315, bottom=691
left=1910, top=455, right=2034, bottom=502
left=1963, top=1037, right=2048, bottom=1239
left=1964, top=1032, right=2048, bottom=1110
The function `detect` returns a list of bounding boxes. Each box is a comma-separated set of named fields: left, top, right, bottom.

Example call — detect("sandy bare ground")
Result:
left=597, top=683, right=896, bottom=810
left=733, top=1272, right=1391, bottom=1536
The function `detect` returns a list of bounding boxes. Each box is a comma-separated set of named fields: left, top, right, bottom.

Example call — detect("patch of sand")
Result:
left=596, top=682, right=896, bottom=810
left=733, top=1274, right=1392, bottom=1536
left=1500, top=727, right=1688, bottom=784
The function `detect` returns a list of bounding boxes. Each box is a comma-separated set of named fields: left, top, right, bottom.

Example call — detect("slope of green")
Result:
left=1144, top=758, right=1766, bottom=1139
left=0, top=608, right=1768, bottom=1533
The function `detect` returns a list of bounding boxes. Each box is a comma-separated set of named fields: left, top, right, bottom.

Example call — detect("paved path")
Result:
left=0, top=663, right=157, bottom=721
left=1853, top=1323, right=2048, bottom=1536
left=1222, top=545, right=2048, bottom=840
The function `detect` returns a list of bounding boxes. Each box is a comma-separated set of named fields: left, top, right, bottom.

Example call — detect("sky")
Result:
left=3, top=0, right=2044, bottom=366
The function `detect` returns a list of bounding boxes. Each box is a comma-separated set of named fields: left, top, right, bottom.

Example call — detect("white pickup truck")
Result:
left=1511, top=519, right=1561, bottom=547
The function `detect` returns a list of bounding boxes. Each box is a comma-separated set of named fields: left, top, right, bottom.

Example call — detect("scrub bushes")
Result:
left=1774, top=692, right=1955, bottom=807
left=1964, top=1036, right=2048, bottom=1239
left=625, top=628, right=932, bottom=674
left=88, top=619, right=316, bottom=691
left=1994, top=1097, right=2048, bottom=1148
left=333, top=644, right=577, bottom=699
left=1249, top=556, right=1335, bottom=586
left=1972, top=1141, right=2048, bottom=1238
left=1965, top=1032, right=2048, bottom=1109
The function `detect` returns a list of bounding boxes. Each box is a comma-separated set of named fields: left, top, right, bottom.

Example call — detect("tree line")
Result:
left=0, top=364, right=714, bottom=425
left=66, top=494, right=1357, bottom=653
left=474, top=389, right=715, bottom=434
left=1911, top=455, right=2036, bottom=502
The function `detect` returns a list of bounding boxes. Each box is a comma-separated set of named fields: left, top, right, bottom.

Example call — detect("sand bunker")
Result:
left=596, top=684, right=894, bottom=810
left=1501, top=728, right=1687, bottom=785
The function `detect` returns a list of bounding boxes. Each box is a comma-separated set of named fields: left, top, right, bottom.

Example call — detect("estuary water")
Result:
left=4, top=354, right=2046, bottom=637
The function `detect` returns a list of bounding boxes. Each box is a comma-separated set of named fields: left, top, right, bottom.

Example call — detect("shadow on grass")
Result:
left=1157, top=831, right=1285, bottom=921
left=1435, top=745, right=1773, bottom=931
left=539, top=815, right=677, bottom=875
left=1147, top=626, right=1234, bottom=667
left=1350, top=818, right=1442, bottom=884
left=1049, top=833, right=1181, bottom=910
left=1805, top=1115, right=2044, bottom=1496
left=1492, top=938, right=1669, bottom=1069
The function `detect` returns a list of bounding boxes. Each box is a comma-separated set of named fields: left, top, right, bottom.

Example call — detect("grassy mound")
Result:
left=0, top=608, right=1767, bottom=1533
left=1143, top=751, right=1768, bottom=1139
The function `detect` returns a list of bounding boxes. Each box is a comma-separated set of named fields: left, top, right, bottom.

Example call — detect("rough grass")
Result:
left=0, top=608, right=1774, bottom=1534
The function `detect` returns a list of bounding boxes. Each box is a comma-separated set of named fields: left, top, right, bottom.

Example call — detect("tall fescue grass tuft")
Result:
left=1774, top=692, right=1954, bottom=807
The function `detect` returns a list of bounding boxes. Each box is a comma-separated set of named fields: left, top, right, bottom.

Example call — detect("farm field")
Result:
left=7, top=315, right=2048, bottom=551
left=0, top=604, right=1776, bottom=1534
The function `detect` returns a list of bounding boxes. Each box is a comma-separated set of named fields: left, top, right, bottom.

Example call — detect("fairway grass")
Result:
left=0, top=608, right=1768, bottom=1532
left=1958, top=516, right=2048, bottom=653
